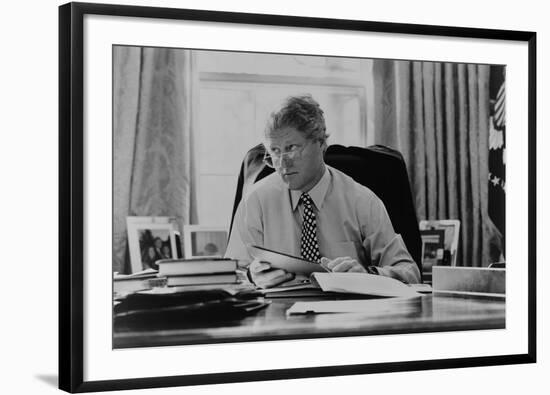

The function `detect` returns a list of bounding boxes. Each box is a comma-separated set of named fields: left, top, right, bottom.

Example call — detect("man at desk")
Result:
left=225, top=95, right=420, bottom=288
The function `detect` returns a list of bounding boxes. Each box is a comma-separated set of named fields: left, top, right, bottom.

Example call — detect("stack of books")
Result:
left=156, top=258, right=240, bottom=287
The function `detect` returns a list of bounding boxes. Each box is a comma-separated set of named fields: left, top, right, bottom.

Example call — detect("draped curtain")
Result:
left=113, top=47, right=197, bottom=273
left=372, top=60, right=503, bottom=267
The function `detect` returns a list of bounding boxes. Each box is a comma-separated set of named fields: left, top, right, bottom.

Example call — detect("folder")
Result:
left=310, top=272, right=421, bottom=298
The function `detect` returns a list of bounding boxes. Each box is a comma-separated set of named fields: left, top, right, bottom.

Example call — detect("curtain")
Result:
left=372, top=60, right=503, bottom=267
left=113, top=47, right=197, bottom=273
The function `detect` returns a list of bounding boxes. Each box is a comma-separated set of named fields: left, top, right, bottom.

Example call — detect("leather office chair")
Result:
left=229, top=143, right=422, bottom=276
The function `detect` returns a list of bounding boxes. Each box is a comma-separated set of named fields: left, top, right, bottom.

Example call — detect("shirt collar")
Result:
left=290, top=166, right=330, bottom=211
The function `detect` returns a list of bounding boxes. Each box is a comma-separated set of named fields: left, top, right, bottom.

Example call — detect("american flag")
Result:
left=488, top=66, right=506, bottom=254
left=493, top=82, right=506, bottom=129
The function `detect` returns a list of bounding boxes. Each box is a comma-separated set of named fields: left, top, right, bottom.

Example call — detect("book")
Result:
left=166, top=273, right=239, bottom=287
left=156, top=258, right=238, bottom=277
left=260, top=281, right=432, bottom=299
left=283, top=273, right=422, bottom=315
left=255, top=272, right=422, bottom=300
left=310, top=272, right=421, bottom=298
left=247, top=245, right=328, bottom=275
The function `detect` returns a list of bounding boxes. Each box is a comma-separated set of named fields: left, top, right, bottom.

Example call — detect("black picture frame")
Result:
left=59, top=2, right=536, bottom=392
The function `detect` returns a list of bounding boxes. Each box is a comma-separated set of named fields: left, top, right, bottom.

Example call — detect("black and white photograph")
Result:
left=113, top=45, right=508, bottom=346
left=54, top=2, right=537, bottom=392
left=419, top=218, right=462, bottom=280
left=137, top=229, right=172, bottom=270
left=125, top=216, right=179, bottom=272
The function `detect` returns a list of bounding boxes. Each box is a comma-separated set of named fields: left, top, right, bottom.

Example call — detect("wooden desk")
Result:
left=114, top=293, right=505, bottom=349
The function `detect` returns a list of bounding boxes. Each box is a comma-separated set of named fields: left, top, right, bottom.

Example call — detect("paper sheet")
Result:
left=311, top=272, right=421, bottom=297
left=114, top=268, right=158, bottom=279
left=286, top=297, right=420, bottom=315
left=247, top=245, right=328, bottom=275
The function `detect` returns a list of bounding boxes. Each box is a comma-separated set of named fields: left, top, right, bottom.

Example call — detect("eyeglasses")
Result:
left=263, top=140, right=314, bottom=168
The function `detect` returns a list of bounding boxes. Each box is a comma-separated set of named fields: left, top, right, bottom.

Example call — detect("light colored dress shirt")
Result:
left=225, top=165, right=420, bottom=284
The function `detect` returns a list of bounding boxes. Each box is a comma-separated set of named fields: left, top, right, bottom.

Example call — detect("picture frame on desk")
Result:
left=419, top=219, right=461, bottom=283
left=419, top=220, right=461, bottom=266
left=126, top=216, right=181, bottom=273
left=183, top=225, right=228, bottom=259
left=59, top=2, right=536, bottom=393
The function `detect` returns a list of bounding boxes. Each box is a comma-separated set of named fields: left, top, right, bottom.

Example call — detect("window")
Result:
left=194, top=51, right=373, bottom=228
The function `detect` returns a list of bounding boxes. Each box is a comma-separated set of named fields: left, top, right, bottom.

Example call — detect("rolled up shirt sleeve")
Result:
left=358, top=190, right=421, bottom=284
left=226, top=166, right=421, bottom=284
left=224, top=193, right=263, bottom=265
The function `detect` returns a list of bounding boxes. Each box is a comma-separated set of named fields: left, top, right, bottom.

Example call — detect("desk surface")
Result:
left=113, top=292, right=505, bottom=349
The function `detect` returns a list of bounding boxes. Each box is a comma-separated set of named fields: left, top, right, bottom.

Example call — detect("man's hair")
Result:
left=265, top=94, right=329, bottom=144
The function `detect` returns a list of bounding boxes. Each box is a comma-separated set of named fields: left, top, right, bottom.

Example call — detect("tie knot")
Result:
left=300, top=193, right=313, bottom=207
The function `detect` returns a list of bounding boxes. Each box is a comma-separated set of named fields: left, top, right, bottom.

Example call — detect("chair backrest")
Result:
left=229, top=144, right=422, bottom=274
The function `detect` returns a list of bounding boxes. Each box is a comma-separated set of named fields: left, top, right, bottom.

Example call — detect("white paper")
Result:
left=312, top=272, right=421, bottom=297
left=287, top=297, right=420, bottom=315
left=247, top=244, right=328, bottom=275
left=113, top=268, right=158, bottom=279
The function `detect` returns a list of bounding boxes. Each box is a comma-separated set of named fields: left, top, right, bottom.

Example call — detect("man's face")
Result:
left=266, top=126, right=325, bottom=192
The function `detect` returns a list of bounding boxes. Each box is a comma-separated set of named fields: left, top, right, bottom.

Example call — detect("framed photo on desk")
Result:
left=420, top=219, right=460, bottom=267
left=183, top=225, right=228, bottom=259
left=59, top=1, right=536, bottom=393
left=126, top=216, right=180, bottom=272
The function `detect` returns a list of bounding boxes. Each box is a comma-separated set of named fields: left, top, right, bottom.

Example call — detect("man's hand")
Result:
left=320, top=256, right=367, bottom=273
left=248, top=258, right=295, bottom=288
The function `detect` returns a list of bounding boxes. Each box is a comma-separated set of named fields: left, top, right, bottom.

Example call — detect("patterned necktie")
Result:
left=300, top=193, right=321, bottom=263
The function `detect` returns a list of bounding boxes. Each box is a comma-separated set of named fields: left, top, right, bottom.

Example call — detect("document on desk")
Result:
left=287, top=298, right=417, bottom=315
left=287, top=274, right=421, bottom=315
left=310, top=272, right=421, bottom=298
left=247, top=244, right=328, bottom=275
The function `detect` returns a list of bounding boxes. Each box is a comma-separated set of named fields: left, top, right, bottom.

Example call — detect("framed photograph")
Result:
left=126, top=216, right=180, bottom=272
left=420, top=219, right=461, bottom=267
left=59, top=2, right=536, bottom=392
left=183, top=225, right=228, bottom=258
